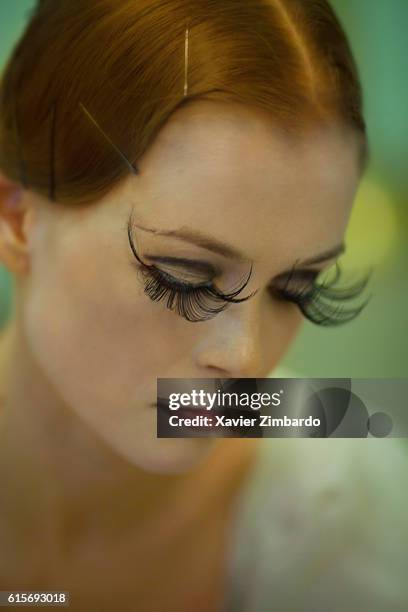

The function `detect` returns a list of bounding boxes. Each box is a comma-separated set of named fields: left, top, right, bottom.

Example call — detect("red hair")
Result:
left=0, top=0, right=367, bottom=206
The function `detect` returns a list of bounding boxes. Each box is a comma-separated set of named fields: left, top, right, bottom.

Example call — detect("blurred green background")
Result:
left=0, top=0, right=407, bottom=376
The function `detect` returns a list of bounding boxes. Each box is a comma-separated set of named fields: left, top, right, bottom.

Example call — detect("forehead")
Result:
left=121, top=101, right=361, bottom=266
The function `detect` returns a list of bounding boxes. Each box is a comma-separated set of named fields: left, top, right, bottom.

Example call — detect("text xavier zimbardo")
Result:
left=165, top=391, right=321, bottom=428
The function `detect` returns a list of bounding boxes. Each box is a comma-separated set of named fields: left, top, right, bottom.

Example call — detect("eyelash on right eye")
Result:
left=127, top=219, right=258, bottom=322
left=136, top=265, right=251, bottom=322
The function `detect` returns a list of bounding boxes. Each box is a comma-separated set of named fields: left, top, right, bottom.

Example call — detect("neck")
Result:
left=0, top=315, right=260, bottom=556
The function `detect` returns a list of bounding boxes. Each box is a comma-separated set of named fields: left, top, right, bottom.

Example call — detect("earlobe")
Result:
left=0, top=219, right=31, bottom=276
left=0, top=182, right=32, bottom=276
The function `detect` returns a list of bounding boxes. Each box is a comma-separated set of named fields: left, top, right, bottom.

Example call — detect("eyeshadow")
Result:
left=145, top=255, right=220, bottom=277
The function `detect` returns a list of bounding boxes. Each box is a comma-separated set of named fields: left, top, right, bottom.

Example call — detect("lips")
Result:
left=176, top=407, right=211, bottom=419
left=154, top=398, right=170, bottom=410
left=154, top=400, right=215, bottom=433
left=154, top=400, right=210, bottom=418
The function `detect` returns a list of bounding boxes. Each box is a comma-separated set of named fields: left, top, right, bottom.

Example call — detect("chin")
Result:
left=129, top=437, right=218, bottom=475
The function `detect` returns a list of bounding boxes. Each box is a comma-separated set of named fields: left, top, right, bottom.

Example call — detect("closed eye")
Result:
left=127, top=217, right=372, bottom=325
left=144, top=255, right=220, bottom=280
left=269, top=262, right=373, bottom=326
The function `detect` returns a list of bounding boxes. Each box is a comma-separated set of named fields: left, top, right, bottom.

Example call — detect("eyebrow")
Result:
left=131, top=221, right=345, bottom=267
left=133, top=222, right=248, bottom=261
left=298, top=243, right=345, bottom=265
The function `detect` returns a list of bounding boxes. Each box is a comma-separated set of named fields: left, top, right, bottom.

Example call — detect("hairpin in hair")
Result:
left=48, top=100, right=57, bottom=201
left=79, top=101, right=139, bottom=175
left=11, top=66, right=28, bottom=189
left=184, top=28, right=189, bottom=97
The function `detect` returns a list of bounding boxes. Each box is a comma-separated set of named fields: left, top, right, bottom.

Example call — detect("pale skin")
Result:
left=0, top=100, right=362, bottom=605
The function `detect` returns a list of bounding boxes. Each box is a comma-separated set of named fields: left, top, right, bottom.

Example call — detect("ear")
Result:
left=0, top=170, right=35, bottom=276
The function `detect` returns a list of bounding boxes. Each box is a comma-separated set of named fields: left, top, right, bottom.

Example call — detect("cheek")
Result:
left=22, top=245, right=192, bottom=416
left=21, top=248, right=219, bottom=472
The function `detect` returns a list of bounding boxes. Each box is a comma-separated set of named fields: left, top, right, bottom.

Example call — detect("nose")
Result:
left=192, top=298, right=265, bottom=378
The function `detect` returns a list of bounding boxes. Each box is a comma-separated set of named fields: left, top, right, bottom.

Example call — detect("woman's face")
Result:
left=19, top=101, right=361, bottom=472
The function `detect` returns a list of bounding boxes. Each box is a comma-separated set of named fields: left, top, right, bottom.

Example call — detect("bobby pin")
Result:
left=48, top=100, right=57, bottom=201
left=184, top=27, right=189, bottom=97
left=9, top=27, right=194, bottom=197
left=79, top=101, right=139, bottom=175
left=11, top=68, right=28, bottom=189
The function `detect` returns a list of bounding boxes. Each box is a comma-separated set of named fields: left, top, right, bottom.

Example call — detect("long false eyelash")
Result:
left=138, top=267, right=247, bottom=322
left=274, top=261, right=373, bottom=326
left=127, top=219, right=258, bottom=322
